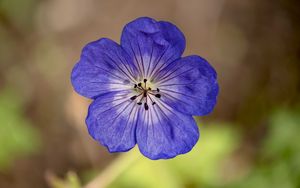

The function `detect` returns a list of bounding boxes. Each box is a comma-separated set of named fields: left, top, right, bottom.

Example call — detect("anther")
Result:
left=143, top=79, right=147, bottom=83
left=157, top=88, right=160, bottom=92
left=130, top=96, right=137, bottom=100
left=155, top=94, right=161, bottom=98
left=144, top=103, right=149, bottom=110
left=152, top=102, right=156, bottom=105
left=134, top=84, right=137, bottom=88
left=148, top=87, right=152, bottom=90
left=137, top=102, right=142, bottom=105
left=138, top=83, right=142, bottom=87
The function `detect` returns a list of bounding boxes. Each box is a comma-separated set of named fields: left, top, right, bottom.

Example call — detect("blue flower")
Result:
left=71, top=17, right=219, bottom=160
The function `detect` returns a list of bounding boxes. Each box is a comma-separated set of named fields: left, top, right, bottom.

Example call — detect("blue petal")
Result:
left=71, top=38, right=138, bottom=99
left=86, top=91, right=139, bottom=152
left=155, top=55, right=219, bottom=116
left=136, top=103, right=199, bottom=160
left=121, top=17, right=185, bottom=79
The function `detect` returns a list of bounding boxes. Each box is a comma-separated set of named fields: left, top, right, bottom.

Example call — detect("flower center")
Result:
left=130, top=78, right=161, bottom=110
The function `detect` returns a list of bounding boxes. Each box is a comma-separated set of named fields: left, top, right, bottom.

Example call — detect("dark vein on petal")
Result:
left=159, top=82, right=203, bottom=87
left=95, top=101, right=133, bottom=139
left=149, top=108, right=154, bottom=145
left=152, top=104, right=173, bottom=145
left=87, top=81, right=126, bottom=85
left=95, top=94, right=130, bottom=106
left=144, top=107, right=150, bottom=148
left=137, top=41, right=145, bottom=76
left=94, top=98, right=129, bottom=115
left=151, top=55, right=177, bottom=80
left=156, top=64, right=182, bottom=82
left=161, top=92, right=190, bottom=106
left=146, top=44, right=154, bottom=77
left=104, top=54, right=136, bottom=82
left=119, top=102, right=136, bottom=141
left=86, top=49, right=135, bottom=82
left=128, top=40, right=143, bottom=78
left=161, top=89, right=202, bottom=100
left=156, top=68, right=195, bottom=85
left=155, top=101, right=190, bottom=148
left=151, top=53, right=176, bottom=79
left=108, top=100, right=134, bottom=126
left=91, top=63, right=131, bottom=82
left=148, top=45, right=170, bottom=79
left=131, top=106, right=139, bottom=143
left=158, top=100, right=192, bottom=133
left=115, top=52, right=137, bottom=79
left=83, top=89, right=129, bottom=93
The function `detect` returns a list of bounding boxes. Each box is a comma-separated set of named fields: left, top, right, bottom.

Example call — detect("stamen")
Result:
left=132, top=80, right=161, bottom=110
left=144, top=103, right=149, bottom=110
left=144, top=79, right=147, bottom=89
left=155, top=94, right=161, bottom=98
left=130, top=92, right=143, bottom=101
left=130, top=96, right=137, bottom=100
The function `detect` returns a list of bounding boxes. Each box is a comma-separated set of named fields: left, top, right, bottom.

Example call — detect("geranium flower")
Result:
left=71, top=17, right=219, bottom=160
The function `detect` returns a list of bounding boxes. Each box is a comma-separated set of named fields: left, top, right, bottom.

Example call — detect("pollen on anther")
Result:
left=144, top=103, right=149, bottom=110
left=155, top=94, right=161, bottom=98
left=130, top=96, right=137, bottom=100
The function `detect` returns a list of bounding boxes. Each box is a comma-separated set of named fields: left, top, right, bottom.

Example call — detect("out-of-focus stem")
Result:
left=84, top=149, right=140, bottom=188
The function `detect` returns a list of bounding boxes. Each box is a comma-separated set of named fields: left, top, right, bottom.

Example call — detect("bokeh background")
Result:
left=0, top=0, right=300, bottom=188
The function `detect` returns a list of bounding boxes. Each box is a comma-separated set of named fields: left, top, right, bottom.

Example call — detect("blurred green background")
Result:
left=0, top=0, right=299, bottom=188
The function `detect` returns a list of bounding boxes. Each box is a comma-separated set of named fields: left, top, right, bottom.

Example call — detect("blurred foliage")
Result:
left=108, top=123, right=239, bottom=188
left=226, top=108, right=300, bottom=188
left=79, top=109, right=300, bottom=188
left=0, top=88, right=40, bottom=170
left=48, top=171, right=81, bottom=188
left=0, top=0, right=38, bottom=31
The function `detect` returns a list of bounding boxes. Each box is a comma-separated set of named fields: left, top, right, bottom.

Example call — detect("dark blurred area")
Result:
left=0, top=0, right=299, bottom=188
